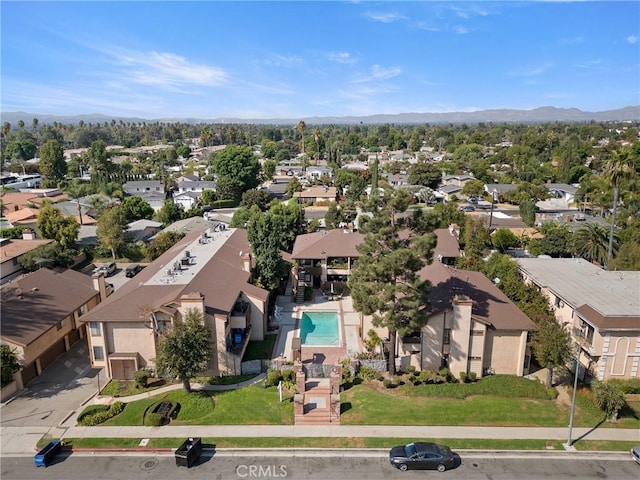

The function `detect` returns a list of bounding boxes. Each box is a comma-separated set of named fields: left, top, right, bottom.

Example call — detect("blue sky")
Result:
left=1, top=1, right=638, bottom=120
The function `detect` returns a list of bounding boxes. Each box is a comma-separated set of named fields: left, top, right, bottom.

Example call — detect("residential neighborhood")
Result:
left=2, top=118, right=638, bottom=446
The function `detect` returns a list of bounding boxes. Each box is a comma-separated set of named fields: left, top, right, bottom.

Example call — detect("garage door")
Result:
left=67, top=327, right=81, bottom=346
left=21, top=362, right=38, bottom=386
left=111, top=359, right=136, bottom=380
left=39, top=339, right=66, bottom=372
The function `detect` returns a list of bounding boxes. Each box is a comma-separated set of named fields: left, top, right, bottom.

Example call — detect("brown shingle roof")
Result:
left=291, top=229, right=365, bottom=259
left=434, top=228, right=461, bottom=259
left=0, top=239, right=54, bottom=262
left=576, top=304, right=640, bottom=330
left=419, top=261, right=535, bottom=331
left=80, top=228, right=268, bottom=324
left=1, top=268, right=99, bottom=346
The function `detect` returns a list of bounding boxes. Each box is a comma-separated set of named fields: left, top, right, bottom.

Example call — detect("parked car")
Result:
left=459, top=204, right=475, bottom=212
left=125, top=264, right=142, bottom=277
left=632, top=446, right=640, bottom=465
left=389, top=442, right=455, bottom=472
left=97, top=262, right=117, bottom=277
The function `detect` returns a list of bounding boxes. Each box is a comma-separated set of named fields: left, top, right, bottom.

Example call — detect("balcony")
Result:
left=230, top=301, right=250, bottom=329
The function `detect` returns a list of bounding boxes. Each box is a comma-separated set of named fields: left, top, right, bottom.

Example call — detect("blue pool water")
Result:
left=300, top=312, right=339, bottom=346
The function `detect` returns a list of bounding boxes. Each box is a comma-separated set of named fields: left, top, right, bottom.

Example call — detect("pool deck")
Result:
left=272, top=291, right=363, bottom=366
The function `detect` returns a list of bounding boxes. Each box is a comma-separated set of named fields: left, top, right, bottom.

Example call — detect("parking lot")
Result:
left=90, top=262, right=147, bottom=292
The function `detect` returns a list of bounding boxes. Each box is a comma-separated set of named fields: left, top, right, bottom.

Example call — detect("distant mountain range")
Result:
left=2, top=106, right=639, bottom=126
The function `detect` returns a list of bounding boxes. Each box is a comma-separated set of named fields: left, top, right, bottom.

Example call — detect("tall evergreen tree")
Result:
left=39, top=140, right=67, bottom=187
left=349, top=189, right=436, bottom=375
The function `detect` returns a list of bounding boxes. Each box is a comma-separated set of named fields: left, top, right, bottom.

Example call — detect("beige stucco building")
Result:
left=80, top=228, right=269, bottom=380
left=516, top=258, right=640, bottom=381
left=1, top=268, right=110, bottom=387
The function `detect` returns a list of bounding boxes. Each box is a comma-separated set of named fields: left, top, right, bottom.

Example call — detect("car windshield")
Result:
left=405, top=444, right=417, bottom=457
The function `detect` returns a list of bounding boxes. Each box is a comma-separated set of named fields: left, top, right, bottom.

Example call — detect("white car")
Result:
left=632, top=446, right=640, bottom=465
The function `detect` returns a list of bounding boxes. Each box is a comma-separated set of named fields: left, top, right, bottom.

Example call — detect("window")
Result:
left=78, top=304, right=87, bottom=316
left=471, top=330, right=484, bottom=336
left=469, top=356, right=482, bottom=361
left=56, top=318, right=67, bottom=330
left=89, top=322, right=101, bottom=336
left=93, top=346, right=104, bottom=360
left=443, top=328, right=451, bottom=345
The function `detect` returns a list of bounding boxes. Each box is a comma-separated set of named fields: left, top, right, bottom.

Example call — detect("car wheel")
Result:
left=437, top=464, right=446, bottom=472
left=399, top=464, right=408, bottom=471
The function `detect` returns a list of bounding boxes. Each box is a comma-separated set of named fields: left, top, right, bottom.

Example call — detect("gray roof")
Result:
left=515, top=258, right=640, bottom=320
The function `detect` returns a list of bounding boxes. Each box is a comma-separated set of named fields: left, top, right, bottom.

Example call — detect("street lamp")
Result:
left=564, top=347, right=580, bottom=450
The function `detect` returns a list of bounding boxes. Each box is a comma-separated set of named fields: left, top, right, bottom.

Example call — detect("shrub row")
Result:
left=79, top=401, right=125, bottom=426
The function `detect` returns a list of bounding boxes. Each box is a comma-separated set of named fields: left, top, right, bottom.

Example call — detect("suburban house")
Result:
left=174, top=180, right=216, bottom=195
left=291, top=229, right=364, bottom=300
left=516, top=258, right=640, bottom=380
left=79, top=228, right=269, bottom=380
left=123, top=180, right=164, bottom=195
left=0, top=231, right=53, bottom=284
left=173, top=191, right=201, bottom=211
left=441, top=174, right=476, bottom=188
left=1, top=268, right=111, bottom=387
left=363, top=227, right=536, bottom=377
left=123, top=180, right=167, bottom=211
left=305, top=166, right=333, bottom=181
left=292, top=186, right=337, bottom=205
left=126, top=219, right=163, bottom=242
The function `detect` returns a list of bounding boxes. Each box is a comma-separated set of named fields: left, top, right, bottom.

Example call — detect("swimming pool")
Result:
left=300, top=311, right=339, bottom=346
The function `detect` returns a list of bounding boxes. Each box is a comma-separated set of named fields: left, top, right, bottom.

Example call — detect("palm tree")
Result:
left=603, top=147, right=634, bottom=266
left=313, top=128, right=321, bottom=163
left=572, top=223, right=612, bottom=266
left=66, top=181, right=86, bottom=226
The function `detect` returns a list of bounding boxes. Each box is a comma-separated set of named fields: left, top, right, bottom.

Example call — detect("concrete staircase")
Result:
left=295, top=378, right=340, bottom=425
left=293, top=364, right=341, bottom=425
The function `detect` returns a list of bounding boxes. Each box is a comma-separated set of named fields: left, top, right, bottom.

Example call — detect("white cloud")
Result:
left=627, top=35, right=639, bottom=45
left=508, top=62, right=553, bottom=77
left=448, top=5, right=489, bottom=20
left=364, top=11, right=406, bottom=23
left=260, top=53, right=304, bottom=68
left=115, top=50, right=228, bottom=89
left=327, top=51, right=356, bottom=65
left=352, top=64, right=402, bottom=83
left=453, top=25, right=469, bottom=35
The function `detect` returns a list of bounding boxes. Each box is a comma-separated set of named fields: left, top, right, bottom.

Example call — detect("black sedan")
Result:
left=389, top=442, right=455, bottom=472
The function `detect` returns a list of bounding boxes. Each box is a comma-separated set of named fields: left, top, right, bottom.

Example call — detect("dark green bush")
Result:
left=265, top=369, right=282, bottom=387
left=459, top=372, right=468, bottom=383
left=144, top=412, right=164, bottom=426
left=382, top=379, right=394, bottom=389
left=79, top=401, right=126, bottom=426
left=134, top=369, right=151, bottom=389
left=607, top=378, right=640, bottom=394
left=282, top=369, right=295, bottom=382
left=468, top=372, right=477, bottom=382
left=357, top=365, right=378, bottom=382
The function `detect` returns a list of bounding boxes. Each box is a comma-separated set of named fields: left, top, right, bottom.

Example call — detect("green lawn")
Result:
left=243, top=334, right=277, bottom=361
left=43, top=437, right=639, bottom=453
left=101, top=384, right=294, bottom=426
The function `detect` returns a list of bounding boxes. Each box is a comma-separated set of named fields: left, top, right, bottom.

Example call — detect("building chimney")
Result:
left=179, top=292, right=205, bottom=318
left=22, top=228, right=36, bottom=240
left=92, top=272, right=108, bottom=302
left=242, top=252, right=253, bottom=273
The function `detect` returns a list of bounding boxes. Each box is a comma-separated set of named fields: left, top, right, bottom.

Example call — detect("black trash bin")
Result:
left=175, top=437, right=202, bottom=468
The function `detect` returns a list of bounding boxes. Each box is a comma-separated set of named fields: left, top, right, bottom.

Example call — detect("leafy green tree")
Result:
left=121, top=196, right=154, bottom=222
left=458, top=216, right=491, bottom=270
left=324, top=202, right=342, bottom=230
left=608, top=240, right=640, bottom=271
left=532, top=318, right=573, bottom=388
left=96, top=205, right=128, bottom=259
left=519, top=199, right=536, bottom=227
left=572, top=223, right=612, bottom=266
left=200, top=189, right=216, bottom=207
left=36, top=204, right=80, bottom=248
left=407, top=161, right=441, bottom=189
left=349, top=190, right=436, bottom=375
left=155, top=308, right=213, bottom=392
left=538, top=226, right=572, bottom=257
left=1, top=346, right=20, bottom=387
left=247, top=212, right=288, bottom=291
left=592, top=380, right=626, bottom=421
left=155, top=199, right=184, bottom=226
left=39, top=140, right=67, bottom=187
left=267, top=199, right=305, bottom=252
left=230, top=205, right=262, bottom=229
left=491, top=228, right=520, bottom=253
left=240, top=189, right=271, bottom=211
left=215, top=176, right=243, bottom=204
left=19, top=242, right=75, bottom=271
left=146, top=230, right=186, bottom=261
left=461, top=179, right=485, bottom=198
left=212, top=146, right=260, bottom=193
left=0, top=225, right=29, bottom=239
left=87, top=139, right=110, bottom=175
left=285, top=177, right=303, bottom=197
